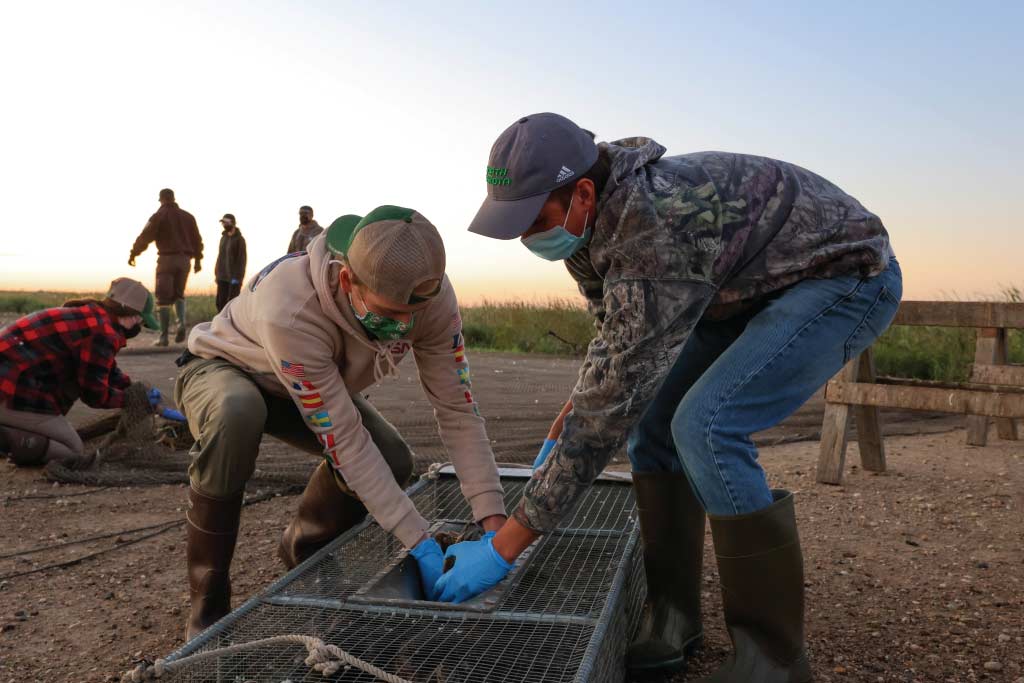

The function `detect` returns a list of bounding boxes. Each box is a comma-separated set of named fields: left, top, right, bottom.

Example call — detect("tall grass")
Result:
left=4, top=290, right=1023, bottom=383
left=461, top=299, right=594, bottom=355
left=0, top=291, right=218, bottom=323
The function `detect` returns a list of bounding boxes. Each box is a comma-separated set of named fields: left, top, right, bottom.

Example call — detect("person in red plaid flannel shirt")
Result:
left=0, top=278, right=160, bottom=467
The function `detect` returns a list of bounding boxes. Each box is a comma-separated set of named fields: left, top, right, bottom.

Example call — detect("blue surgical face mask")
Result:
left=521, top=194, right=590, bottom=261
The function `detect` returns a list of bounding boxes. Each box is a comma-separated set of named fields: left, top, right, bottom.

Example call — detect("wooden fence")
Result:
left=816, top=301, right=1024, bottom=484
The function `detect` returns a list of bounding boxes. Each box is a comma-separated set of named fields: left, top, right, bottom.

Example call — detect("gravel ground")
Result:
left=0, top=348, right=1020, bottom=682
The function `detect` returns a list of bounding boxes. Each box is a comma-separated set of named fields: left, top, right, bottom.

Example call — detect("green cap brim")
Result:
left=325, top=214, right=365, bottom=256
left=140, top=293, right=160, bottom=330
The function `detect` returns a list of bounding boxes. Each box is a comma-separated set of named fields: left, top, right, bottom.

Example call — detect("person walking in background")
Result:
left=214, top=213, right=247, bottom=312
left=129, top=188, right=204, bottom=346
left=0, top=278, right=160, bottom=468
left=287, top=205, right=323, bottom=253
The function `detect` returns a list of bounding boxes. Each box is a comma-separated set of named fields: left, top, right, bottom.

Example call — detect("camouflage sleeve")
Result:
left=514, top=276, right=716, bottom=533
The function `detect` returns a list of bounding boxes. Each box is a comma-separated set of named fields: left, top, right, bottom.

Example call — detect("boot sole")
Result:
left=626, top=633, right=703, bottom=680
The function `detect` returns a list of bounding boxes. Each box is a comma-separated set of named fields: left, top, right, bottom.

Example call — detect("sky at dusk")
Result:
left=1, top=1, right=1021, bottom=303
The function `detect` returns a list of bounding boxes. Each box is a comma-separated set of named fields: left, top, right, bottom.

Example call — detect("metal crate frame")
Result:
left=159, top=466, right=643, bottom=683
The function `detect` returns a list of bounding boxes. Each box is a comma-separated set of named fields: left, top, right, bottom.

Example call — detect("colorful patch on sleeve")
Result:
left=328, top=451, right=342, bottom=468
left=318, top=433, right=336, bottom=449
left=281, top=360, right=305, bottom=377
left=464, top=390, right=473, bottom=404
left=292, top=380, right=316, bottom=391
left=451, top=332, right=462, bottom=350
left=453, top=344, right=465, bottom=363
left=456, top=367, right=471, bottom=385
left=300, top=393, right=324, bottom=409
left=307, top=411, right=332, bottom=427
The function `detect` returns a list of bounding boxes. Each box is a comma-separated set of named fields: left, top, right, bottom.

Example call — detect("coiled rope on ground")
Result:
left=120, top=633, right=412, bottom=682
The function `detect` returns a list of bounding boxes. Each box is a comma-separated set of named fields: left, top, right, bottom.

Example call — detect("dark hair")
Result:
left=159, top=188, right=175, bottom=201
left=549, top=146, right=611, bottom=210
left=299, top=205, right=313, bottom=213
left=222, top=213, right=236, bottom=223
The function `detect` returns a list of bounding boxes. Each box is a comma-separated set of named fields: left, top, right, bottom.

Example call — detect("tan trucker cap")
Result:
left=107, top=277, right=160, bottom=329
left=325, top=206, right=446, bottom=305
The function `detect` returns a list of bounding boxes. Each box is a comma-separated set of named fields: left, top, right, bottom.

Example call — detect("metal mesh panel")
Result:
left=162, top=470, right=645, bottom=683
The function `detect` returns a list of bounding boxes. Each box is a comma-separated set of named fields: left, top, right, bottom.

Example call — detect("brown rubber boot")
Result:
left=697, top=490, right=812, bottom=682
left=186, top=487, right=243, bottom=641
left=626, top=471, right=707, bottom=679
left=278, top=461, right=368, bottom=570
left=0, top=426, right=49, bottom=467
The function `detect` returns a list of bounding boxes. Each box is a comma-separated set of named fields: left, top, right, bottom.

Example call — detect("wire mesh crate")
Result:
left=159, top=466, right=644, bottom=682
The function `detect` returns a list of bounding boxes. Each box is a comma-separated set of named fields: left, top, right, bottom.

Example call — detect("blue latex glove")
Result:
left=533, top=438, right=557, bottom=470
left=409, top=537, right=444, bottom=601
left=147, top=387, right=163, bottom=408
left=433, top=531, right=513, bottom=604
left=159, top=407, right=187, bottom=423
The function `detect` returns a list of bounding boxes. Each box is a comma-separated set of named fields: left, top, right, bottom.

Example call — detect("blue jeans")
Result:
left=626, top=260, right=903, bottom=516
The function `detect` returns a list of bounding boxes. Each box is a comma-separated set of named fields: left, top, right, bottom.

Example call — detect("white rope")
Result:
left=120, top=633, right=412, bottom=682
left=424, top=461, right=448, bottom=480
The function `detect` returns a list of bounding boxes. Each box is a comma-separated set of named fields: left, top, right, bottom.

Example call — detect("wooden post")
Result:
left=966, top=328, right=1018, bottom=444
left=852, top=349, right=886, bottom=472
left=817, top=356, right=860, bottom=485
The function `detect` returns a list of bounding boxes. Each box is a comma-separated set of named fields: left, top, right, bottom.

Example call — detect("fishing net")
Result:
left=45, top=383, right=314, bottom=493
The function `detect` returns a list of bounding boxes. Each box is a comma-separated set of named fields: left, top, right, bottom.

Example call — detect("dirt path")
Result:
left=0, top=350, right=1020, bottom=682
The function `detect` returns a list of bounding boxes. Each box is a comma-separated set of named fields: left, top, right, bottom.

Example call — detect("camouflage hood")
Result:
left=602, top=137, right=667, bottom=190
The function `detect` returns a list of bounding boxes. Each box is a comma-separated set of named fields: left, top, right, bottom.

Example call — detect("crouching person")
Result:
left=0, top=278, right=160, bottom=467
left=442, top=113, right=902, bottom=682
left=175, top=206, right=506, bottom=639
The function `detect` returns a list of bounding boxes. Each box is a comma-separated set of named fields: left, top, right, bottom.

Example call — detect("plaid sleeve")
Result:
left=75, top=321, right=127, bottom=409
left=109, top=363, right=132, bottom=391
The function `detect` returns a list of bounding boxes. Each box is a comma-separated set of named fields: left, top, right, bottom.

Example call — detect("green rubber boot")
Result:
left=174, top=299, right=187, bottom=343
left=697, top=490, right=813, bottom=683
left=625, top=471, right=706, bottom=679
left=154, top=306, right=170, bottom=346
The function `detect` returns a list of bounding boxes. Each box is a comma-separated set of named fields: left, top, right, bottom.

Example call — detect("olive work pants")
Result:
left=174, top=357, right=413, bottom=499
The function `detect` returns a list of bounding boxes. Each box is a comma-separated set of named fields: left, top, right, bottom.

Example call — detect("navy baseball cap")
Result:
left=468, top=113, right=599, bottom=240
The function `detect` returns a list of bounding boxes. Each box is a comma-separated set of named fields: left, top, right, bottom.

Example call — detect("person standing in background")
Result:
left=214, top=214, right=247, bottom=312
left=129, top=188, right=204, bottom=346
left=287, top=205, right=323, bottom=253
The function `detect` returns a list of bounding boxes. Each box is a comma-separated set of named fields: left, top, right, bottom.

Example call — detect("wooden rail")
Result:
left=816, top=301, right=1022, bottom=485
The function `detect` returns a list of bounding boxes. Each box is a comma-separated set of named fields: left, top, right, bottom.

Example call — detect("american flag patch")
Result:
left=300, top=393, right=324, bottom=409
left=281, top=360, right=305, bottom=377
left=292, top=380, right=316, bottom=391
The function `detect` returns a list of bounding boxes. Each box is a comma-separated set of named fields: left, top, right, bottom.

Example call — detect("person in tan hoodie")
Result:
left=175, top=206, right=506, bottom=639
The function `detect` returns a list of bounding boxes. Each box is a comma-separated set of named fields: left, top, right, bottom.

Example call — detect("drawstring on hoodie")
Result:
left=327, top=257, right=402, bottom=386
left=372, top=346, right=400, bottom=384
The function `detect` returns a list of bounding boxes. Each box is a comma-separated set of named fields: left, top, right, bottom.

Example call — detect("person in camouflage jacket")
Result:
left=437, top=113, right=902, bottom=682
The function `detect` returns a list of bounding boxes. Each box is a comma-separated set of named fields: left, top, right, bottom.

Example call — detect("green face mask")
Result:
left=349, top=291, right=414, bottom=341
